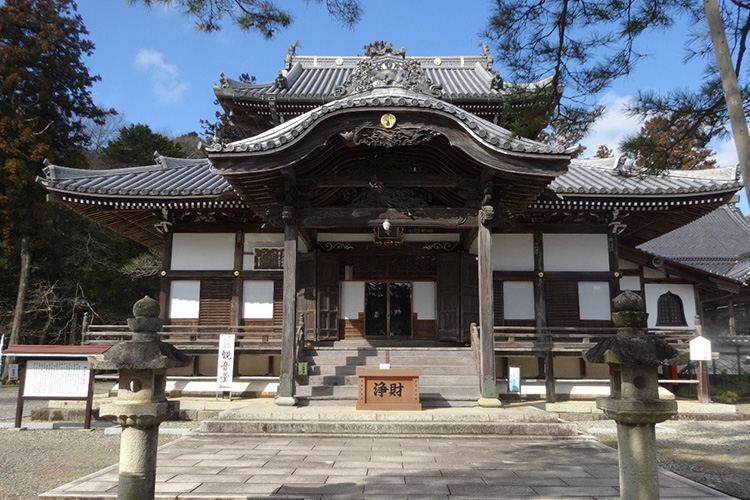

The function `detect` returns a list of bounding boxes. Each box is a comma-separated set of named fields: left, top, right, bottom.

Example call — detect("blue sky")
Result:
left=75, top=0, right=747, bottom=212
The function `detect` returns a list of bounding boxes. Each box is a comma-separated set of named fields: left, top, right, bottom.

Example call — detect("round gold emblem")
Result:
left=380, top=113, right=396, bottom=129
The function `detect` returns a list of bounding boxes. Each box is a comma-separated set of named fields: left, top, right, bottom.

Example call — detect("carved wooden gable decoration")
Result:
left=334, top=44, right=443, bottom=98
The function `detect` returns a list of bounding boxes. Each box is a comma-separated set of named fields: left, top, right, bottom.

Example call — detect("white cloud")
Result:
left=711, top=138, right=739, bottom=167
left=579, top=93, right=643, bottom=158
left=133, top=49, right=188, bottom=104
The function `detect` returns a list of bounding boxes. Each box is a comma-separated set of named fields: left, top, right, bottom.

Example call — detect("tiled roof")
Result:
left=39, top=153, right=742, bottom=207
left=39, top=155, right=230, bottom=198
left=638, top=204, right=750, bottom=283
left=206, top=88, right=572, bottom=157
left=216, top=52, right=545, bottom=102
left=553, top=157, right=743, bottom=197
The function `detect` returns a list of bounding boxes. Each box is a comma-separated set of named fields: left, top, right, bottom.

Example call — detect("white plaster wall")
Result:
left=341, top=281, right=365, bottom=320
left=413, top=282, right=436, bottom=320
left=543, top=233, right=609, bottom=272
left=554, top=357, right=582, bottom=378
left=577, top=282, right=611, bottom=320
left=503, top=357, right=540, bottom=378
left=503, top=281, right=535, bottom=320
left=169, top=280, right=200, bottom=319
left=172, top=233, right=235, bottom=270
left=492, top=234, right=534, bottom=271
left=238, top=354, right=273, bottom=376
left=242, top=280, right=274, bottom=319
left=644, top=283, right=697, bottom=328
left=584, top=361, right=610, bottom=378
left=620, top=276, right=642, bottom=292
left=643, top=267, right=667, bottom=278
left=619, top=259, right=639, bottom=269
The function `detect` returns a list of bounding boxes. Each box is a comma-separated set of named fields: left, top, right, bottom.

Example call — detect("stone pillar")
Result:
left=584, top=291, right=679, bottom=500
left=89, top=297, right=191, bottom=500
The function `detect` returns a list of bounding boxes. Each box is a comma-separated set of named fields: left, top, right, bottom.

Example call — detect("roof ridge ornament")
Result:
left=478, top=41, right=493, bottom=71
left=334, top=43, right=443, bottom=98
left=285, top=40, right=301, bottom=71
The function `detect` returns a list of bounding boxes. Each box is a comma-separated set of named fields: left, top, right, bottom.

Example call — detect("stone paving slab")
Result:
left=39, top=434, right=737, bottom=500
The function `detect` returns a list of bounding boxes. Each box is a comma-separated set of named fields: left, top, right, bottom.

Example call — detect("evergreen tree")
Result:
left=0, top=0, right=111, bottom=357
left=101, top=123, right=186, bottom=168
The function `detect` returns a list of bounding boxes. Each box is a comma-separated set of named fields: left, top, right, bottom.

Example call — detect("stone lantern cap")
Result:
left=584, top=291, right=680, bottom=367
left=89, top=296, right=191, bottom=371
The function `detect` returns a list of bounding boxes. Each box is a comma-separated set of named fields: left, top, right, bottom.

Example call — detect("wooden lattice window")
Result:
left=199, top=279, right=233, bottom=325
left=656, top=291, right=687, bottom=326
left=545, top=281, right=580, bottom=327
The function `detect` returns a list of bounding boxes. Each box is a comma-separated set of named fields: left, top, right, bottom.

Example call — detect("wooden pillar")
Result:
left=534, top=231, right=555, bottom=403
left=477, top=209, right=501, bottom=407
left=728, top=299, right=736, bottom=336
left=608, top=231, right=621, bottom=299
left=276, top=220, right=298, bottom=406
left=230, top=230, right=244, bottom=327
left=158, top=231, right=173, bottom=321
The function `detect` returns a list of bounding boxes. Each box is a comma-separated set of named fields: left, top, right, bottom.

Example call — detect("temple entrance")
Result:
left=364, top=282, right=412, bottom=337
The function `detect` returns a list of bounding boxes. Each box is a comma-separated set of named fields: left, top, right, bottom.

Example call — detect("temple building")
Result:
left=38, top=44, right=744, bottom=405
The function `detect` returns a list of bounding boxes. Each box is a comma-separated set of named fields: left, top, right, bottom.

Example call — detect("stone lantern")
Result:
left=89, top=296, right=191, bottom=500
left=584, top=291, right=680, bottom=500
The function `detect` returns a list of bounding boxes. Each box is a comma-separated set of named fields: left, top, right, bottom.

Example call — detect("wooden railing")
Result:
left=83, top=324, right=283, bottom=352
left=493, top=326, right=697, bottom=353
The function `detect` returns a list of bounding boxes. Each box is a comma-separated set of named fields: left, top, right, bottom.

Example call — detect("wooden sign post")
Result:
left=3, top=345, right=110, bottom=429
left=689, top=336, right=712, bottom=404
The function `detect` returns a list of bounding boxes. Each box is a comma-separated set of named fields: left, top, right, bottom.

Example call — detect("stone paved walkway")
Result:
left=41, top=434, right=735, bottom=499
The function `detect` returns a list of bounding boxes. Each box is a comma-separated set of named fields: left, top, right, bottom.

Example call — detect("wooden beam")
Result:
left=460, top=228, right=478, bottom=251
left=306, top=172, right=477, bottom=189
left=297, top=207, right=478, bottom=228
left=297, top=227, right=317, bottom=251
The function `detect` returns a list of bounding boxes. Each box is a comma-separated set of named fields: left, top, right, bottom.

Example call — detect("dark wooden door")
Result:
left=296, top=252, right=316, bottom=341
left=317, top=252, right=340, bottom=340
left=436, top=253, right=461, bottom=341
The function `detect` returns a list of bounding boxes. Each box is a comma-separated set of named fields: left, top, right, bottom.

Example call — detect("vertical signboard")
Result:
left=508, top=366, right=521, bottom=393
left=217, top=334, right=235, bottom=391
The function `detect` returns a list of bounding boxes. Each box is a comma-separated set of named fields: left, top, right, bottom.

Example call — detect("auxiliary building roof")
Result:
left=39, top=156, right=741, bottom=208
left=638, top=204, right=750, bottom=284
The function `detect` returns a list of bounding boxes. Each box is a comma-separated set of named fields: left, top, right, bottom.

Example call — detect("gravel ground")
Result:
left=577, top=420, right=750, bottom=500
left=2, top=384, right=749, bottom=500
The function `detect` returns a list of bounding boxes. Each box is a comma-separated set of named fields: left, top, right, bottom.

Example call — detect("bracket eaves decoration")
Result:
left=334, top=43, right=443, bottom=97
left=340, top=122, right=439, bottom=148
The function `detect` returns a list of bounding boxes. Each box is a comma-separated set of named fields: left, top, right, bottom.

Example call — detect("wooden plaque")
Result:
left=356, top=368, right=421, bottom=411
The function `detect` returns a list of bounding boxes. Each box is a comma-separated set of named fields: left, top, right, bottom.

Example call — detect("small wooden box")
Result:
left=356, top=368, right=421, bottom=411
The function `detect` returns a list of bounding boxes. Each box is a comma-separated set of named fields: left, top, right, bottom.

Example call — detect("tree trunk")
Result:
left=2, top=237, right=31, bottom=381
left=704, top=0, right=750, bottom=204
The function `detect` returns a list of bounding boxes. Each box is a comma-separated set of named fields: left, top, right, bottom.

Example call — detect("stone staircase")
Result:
left=295, top=346, right=482, bottom=407
left=198, top=405, right=580, bottom=437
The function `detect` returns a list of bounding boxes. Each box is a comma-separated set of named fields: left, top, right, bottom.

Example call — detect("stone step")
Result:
left=298, top=347, right=482, bottom=406
left=300, top=374, right=480, bottom=388
left=199, top=419, right=578, bottom=437
left=305, top=364, right=474, bottom=376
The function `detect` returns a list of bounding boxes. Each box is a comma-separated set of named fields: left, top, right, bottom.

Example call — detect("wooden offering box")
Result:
left=356, top=368, right=421, bottom=411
